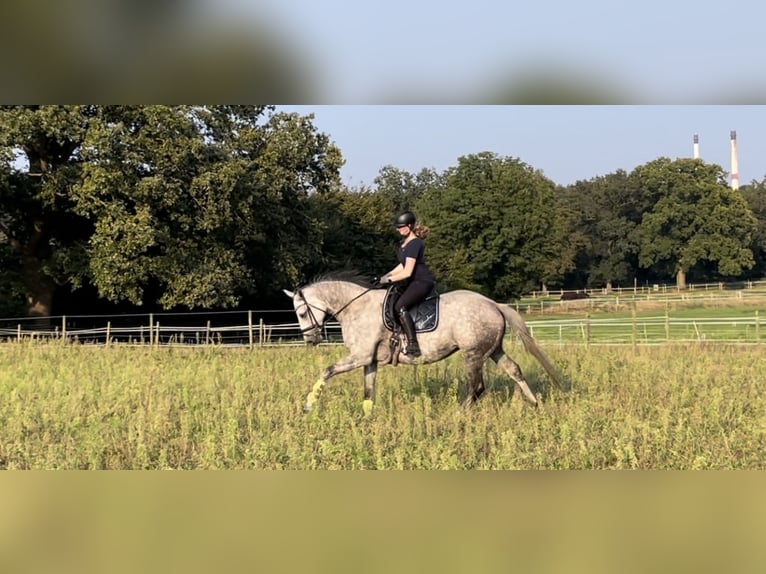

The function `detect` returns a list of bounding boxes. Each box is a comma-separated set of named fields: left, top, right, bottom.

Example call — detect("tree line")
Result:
left=1, top=105, right=764, bottom=318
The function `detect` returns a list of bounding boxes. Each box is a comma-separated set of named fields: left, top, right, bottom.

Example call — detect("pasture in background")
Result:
left=519, top=278, right=766, bottom=314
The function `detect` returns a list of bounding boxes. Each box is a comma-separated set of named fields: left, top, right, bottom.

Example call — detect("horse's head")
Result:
left=283, top=287, right=327, bottom=346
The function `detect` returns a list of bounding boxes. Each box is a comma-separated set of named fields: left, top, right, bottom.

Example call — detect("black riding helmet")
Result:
left=395, top=211, right=416, bottom=228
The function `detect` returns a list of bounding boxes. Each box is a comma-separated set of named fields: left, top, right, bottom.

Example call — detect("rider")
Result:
left=379, top=211, right=435, bottom=357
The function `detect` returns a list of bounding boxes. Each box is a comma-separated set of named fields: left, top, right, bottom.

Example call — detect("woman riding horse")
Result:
left=379, top=211, right=435, bottom=357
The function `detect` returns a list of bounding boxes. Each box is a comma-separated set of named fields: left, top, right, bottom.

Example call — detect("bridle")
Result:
left=296, top=288, right=326, bottom=335
left=295, top=286, right=376, bottom=336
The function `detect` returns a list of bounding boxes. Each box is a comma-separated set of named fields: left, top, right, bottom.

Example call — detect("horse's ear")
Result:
left=283, top=289, right=295, bottom=299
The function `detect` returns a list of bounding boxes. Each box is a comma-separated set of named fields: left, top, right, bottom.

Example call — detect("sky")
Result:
left=280, top=106, right=766, bottom=188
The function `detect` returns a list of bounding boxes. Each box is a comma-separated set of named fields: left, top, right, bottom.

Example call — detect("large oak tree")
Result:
left=634, top=158, right=757, bottom=288
left=0, top=105, right=342, bottom=316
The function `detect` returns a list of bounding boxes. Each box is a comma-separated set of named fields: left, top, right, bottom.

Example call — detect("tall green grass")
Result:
left=1, top=340, right=763, bottom=469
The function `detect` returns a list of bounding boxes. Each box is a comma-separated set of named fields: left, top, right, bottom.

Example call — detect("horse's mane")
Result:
left=306, top=270, right=375, bottom=288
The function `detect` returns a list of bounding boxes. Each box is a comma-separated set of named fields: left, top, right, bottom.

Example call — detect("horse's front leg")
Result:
left=362, top=362, right=378, bottom=416
left=304, top=353, right=372, bottom=413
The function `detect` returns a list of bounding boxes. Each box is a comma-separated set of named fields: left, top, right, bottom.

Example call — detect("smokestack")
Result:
left=693, top=133, right=700, bottom=159
left=730, top=130, right=739, bottom=190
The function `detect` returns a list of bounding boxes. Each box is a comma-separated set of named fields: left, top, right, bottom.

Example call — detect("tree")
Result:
left=634, top=158, right=757, bottom=288
left=373, top=165, right=445, bottom=215
left=557, top=170, right=643, bottom=291
left=302, top=166, right=448, bottom=283
left=307, top=185, right=399, bottom=279
left=416, top=152, right=562, bottom=300
left=0, top=164, right=24, bottom=316
left=740, top=177, right=766, bottom=279
left=0, top=105, right=343, bottom=316
left=0, top=105, right=97, bottom=317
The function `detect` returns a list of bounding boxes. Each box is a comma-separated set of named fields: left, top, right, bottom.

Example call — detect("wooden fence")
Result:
left=526, top=310, right=764, bottom=346
left=1, top=310, right=765, bottom=348
left=516, top=286, right=766, bottom=315
left=528, top=279, right=766, bottom=299
left=0, top=311, right=343, bottom=348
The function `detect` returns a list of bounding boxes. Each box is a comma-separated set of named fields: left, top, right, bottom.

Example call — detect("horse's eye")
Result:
left=298, top=311, right=307, bottom=319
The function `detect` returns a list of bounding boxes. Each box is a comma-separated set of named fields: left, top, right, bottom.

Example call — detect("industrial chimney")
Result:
left=693, top=133, right=700, bottom=159
left=730, top=130, right=739, bottom=190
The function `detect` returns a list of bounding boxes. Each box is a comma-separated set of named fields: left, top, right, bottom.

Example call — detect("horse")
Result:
left=283, top=273, right=568, bottom=415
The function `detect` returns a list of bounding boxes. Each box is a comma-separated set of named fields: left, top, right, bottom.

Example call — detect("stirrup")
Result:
left=388, top=331, right=400, bottom=366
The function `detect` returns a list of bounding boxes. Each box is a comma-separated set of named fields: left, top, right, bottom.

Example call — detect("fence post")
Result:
left=259, top=318, right=264, bottom=347
left=248, top=310, right=254, bottom=350
left=665, top=309, right=670, bottom=343
left=156, top=321, right=161, bottom=348
left=17, top=324, right=21, bottom=342
left=631, top=309, right=637, bottom=349
left=206, top=320, right=211, bottom=345
left=62, top=315, right=67, bottom=341
left=106, top=321, right=111, bottom=348
left=149, top=313, right=154, bottom=346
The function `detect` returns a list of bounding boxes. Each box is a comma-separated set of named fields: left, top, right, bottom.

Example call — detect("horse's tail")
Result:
left=496, top=303, right=570, bottom=391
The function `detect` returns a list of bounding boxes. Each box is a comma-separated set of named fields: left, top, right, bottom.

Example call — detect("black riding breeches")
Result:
left=394, top=280, right=434, bottom=313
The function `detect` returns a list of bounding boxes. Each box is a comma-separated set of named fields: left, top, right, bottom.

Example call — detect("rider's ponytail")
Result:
left=413, top=223, right=430, bottom=239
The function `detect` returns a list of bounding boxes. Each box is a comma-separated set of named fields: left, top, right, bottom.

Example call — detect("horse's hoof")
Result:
left=362, top=399, right=374, bottom=417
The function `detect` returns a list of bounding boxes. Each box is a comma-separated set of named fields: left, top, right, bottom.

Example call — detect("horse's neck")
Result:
left=313, top=282, right=367, bottom=314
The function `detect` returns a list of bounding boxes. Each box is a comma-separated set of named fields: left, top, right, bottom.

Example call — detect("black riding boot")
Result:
left=398, top=309, right=421, bottom=357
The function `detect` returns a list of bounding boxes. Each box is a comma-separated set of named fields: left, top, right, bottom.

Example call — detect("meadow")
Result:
left=1, top=339, right=764, bottom=469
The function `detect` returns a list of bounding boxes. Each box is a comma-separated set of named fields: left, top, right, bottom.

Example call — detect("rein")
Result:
left=297, top=285, right=376, bottom=334
left=334, top=286, right=376, bottom=316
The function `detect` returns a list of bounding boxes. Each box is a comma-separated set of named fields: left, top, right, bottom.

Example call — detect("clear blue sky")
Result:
left=280, top=106, right=766, bottom=187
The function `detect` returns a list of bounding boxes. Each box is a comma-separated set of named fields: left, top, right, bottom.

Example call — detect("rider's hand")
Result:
left=374, top=274, right=392, bottom=287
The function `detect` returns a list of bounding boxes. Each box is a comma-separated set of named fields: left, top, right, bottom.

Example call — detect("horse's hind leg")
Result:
left=462, top=355, right=487, bottom=408
left=490, top=348, right=538, bottom=406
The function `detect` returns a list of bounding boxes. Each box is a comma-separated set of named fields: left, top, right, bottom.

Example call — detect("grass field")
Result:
left=1, top=339, right=764, bottom=469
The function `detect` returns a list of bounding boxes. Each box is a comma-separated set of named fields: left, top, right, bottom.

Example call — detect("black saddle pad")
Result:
left=382, top=286, right=440, bottom=333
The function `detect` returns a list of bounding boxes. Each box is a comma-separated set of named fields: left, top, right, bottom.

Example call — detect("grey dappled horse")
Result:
left=283, top=274, right=567, bottom=415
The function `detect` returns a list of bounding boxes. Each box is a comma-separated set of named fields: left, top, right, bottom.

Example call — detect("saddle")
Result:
left=382, top=284, right=440, bottom=333
left=381, top=284, right=440, bottom=365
